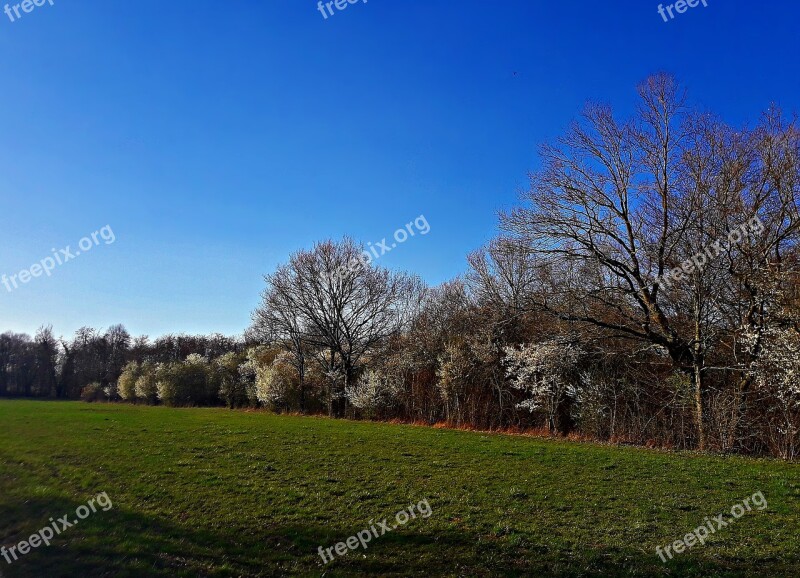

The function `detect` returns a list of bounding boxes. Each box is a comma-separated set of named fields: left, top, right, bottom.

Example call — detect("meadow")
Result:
left=0, top=400, right=797, bottom=577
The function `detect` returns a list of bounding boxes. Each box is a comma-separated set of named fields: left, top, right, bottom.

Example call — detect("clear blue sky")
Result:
left=1, top=0, right=798, bottom=339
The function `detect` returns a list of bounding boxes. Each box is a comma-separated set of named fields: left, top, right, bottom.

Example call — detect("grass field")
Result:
left=0, top=400, right=797, bottom=577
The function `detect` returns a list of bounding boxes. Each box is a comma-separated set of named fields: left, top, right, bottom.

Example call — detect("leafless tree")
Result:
left=253, top=238, right=424, bottom=417
left=501, top=74, right=800, bottom=450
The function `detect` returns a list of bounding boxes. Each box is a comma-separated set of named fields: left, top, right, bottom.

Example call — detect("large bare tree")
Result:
left=501, top=74, right=800, bottom=450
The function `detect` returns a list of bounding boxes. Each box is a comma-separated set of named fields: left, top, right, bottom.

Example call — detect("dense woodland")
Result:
left=4, top=75, right=800, bottom=459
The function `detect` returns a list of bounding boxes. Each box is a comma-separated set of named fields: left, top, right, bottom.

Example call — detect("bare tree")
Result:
left=253, top=238, right=424, bottom=417
left=251, top=265, right=310, bottom=412
left=501, top=74, right=800, bottom=450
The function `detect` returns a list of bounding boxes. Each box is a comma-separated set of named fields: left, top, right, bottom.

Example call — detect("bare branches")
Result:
left=252, top=238, right=425, bottom=416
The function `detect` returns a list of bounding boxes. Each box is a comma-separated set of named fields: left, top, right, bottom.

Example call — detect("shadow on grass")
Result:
left=0, top=495, right=792, bottom=578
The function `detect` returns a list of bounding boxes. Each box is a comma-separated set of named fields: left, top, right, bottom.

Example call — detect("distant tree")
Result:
left=254, top=352, right=295, bottom=411
left=346, top=368, right=402, bottom=416
left=157, top=354, right=215, bottom=407
left=155, top=362, right=180, bottom=406
left=251, top=276, right=309, bottom=411
left=118, top=361, right=141, bottom=401
left=215, top=351, right=248, bottom=408
left=254, top=238, right=424, bottom=417
left=0, top=332, right=35, bottom=397
left=80, top=382, right=105, bottom=402
left=104, top=324, right=131, bottom=385
left=33, top=326, right=58, bottom=397
left=134, top=361, right=158, bottom=404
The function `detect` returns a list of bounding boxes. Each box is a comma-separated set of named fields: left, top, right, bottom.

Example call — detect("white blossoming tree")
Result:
left=745, top=325, right=800, bottom=459
left=255, top=352, right=295, bottom=410
left=503, top=340, right=583, bottom=434
left=117, top=361, right=140, bottom=402
left=134, top=361, right=158, bottom=404
left=345, top=368, right=402, bottom=416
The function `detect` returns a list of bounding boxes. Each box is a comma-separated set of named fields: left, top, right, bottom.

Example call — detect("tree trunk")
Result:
left=295, top=345, right=306, bottom=414
left=297, top=358, right=306, bottom=414
left=726, top=374, right=753, bottom=451
left=691, top=296, right=706, bottom=451
left=556, top=394, right=576, bottom=436
left=693, top=361, right=706, bottom=451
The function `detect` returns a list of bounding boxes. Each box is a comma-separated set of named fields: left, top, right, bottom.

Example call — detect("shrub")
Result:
left=255, top=352, right=295, bottom=410
left=215, top=352, right=248, bottom=408
left=346, top=368, right=402, bottom=416
left=503, top=340, right=584, bottom=434
left=118, top=362, right=141, bottom=401
left=134, top=362, right=158, bottom=404
left=157, top=355, right=215, bottom=407
left=80, top=382, right=106, bottom=402
left=156, top=362, right=181, bottom=406
left=103, top=382, right=119, bottom=401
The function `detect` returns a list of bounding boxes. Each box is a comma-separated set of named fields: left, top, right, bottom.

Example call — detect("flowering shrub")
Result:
left=345, top=368, right=402, bottom=414
left=503, top=340, right=584, bottom=433
left=255, top=352, right=295, bottom=410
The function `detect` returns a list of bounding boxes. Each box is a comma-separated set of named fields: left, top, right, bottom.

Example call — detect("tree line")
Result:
left=3, top=74, right=799, bottom=459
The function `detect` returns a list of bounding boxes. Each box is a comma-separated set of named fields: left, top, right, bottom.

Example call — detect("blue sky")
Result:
left=1, top=0, right=799, bottom=339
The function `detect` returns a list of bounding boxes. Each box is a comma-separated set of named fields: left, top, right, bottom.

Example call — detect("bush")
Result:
left=345, top=368, right=402, bottom=417
left=156, top=362, right=181, bottom=406
left=215, top=352, right=248, bottom=408
left=134, top=362, right=158, bottom=404
left=157, top=355, right=216, bottom=407
left=255, top=352, right=295, bottom=411
left=80, top=382, right=106, bottom=402
left=118, top=362, right=141, bottom=401
left=103, top=382, right=119, bottom=401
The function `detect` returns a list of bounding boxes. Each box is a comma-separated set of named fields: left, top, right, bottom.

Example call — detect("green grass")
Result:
left=0, top=400, right=797, bottom=577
